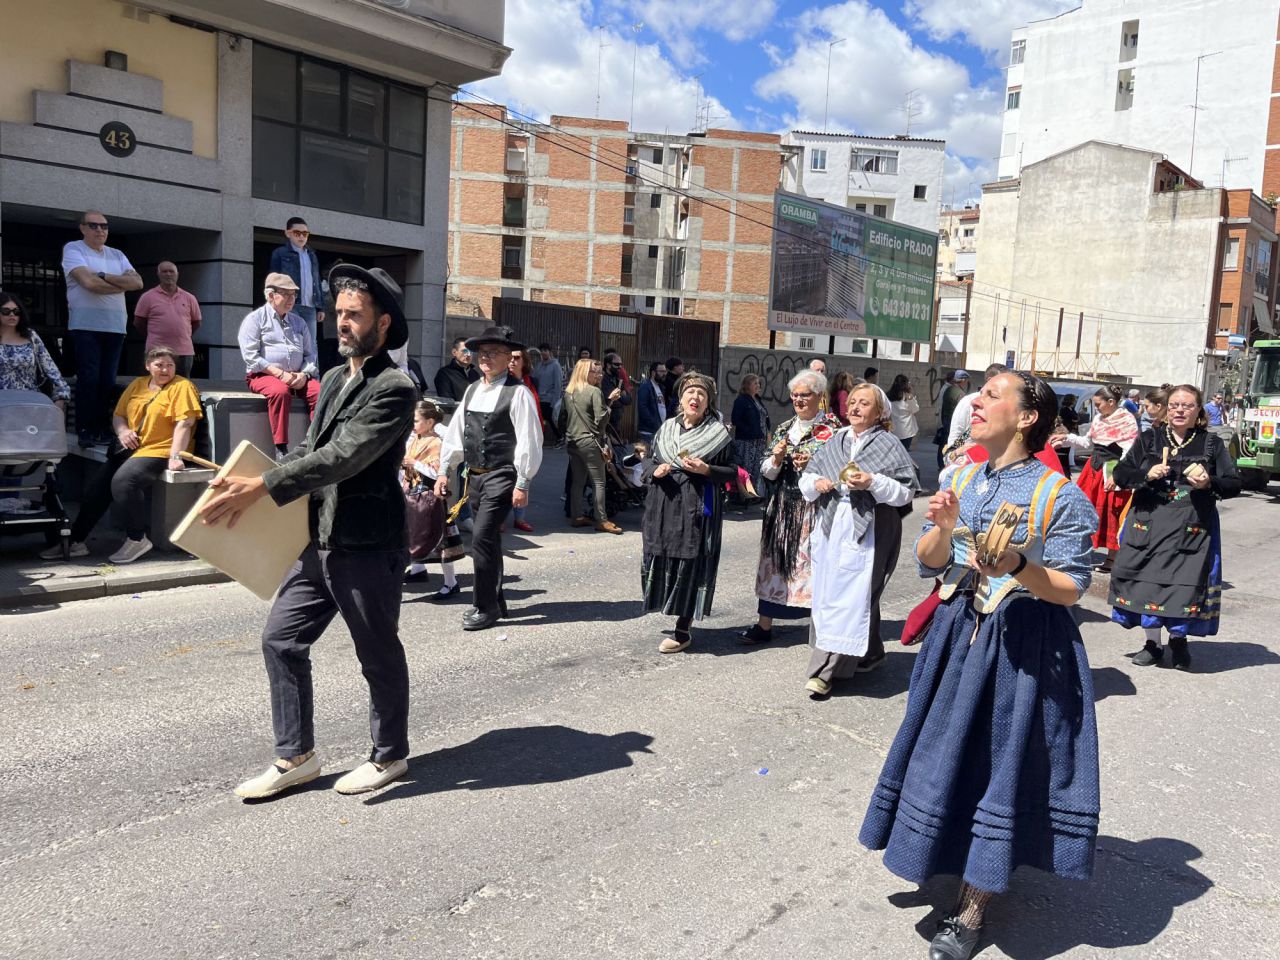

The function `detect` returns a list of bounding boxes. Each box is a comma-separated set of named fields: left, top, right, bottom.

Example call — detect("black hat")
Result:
left=327, top=264, right=408, bottom=351
left=465, top=325, right=523, bottom=353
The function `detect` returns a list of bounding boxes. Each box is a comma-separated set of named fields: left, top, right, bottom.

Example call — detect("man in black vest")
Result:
left=201, top=265, right=417, bottom=799
left=436, top=326, right=543, bottom=631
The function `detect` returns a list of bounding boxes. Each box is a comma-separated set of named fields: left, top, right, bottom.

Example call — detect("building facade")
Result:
left=970, top=142, right=1277, bottom=388
left=448, top=105, right=783, bottom=346
left=0, top=0, right=508, bottom=379
left=998, top=0, right=1280, bottom=194
left=937, top=206, right=979, bottom=282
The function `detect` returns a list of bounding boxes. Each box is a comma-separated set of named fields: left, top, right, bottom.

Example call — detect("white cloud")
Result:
left=468, top=0, right=736, bottom=135
left=905, top=0, right=1080, bottom=57
left=623, top=0, right=780, bottom=67
left=753, top=1, right=1006, bottom=200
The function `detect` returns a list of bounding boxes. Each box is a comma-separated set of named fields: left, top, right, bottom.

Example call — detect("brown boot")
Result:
left=595, top=520, right=623, bottom=535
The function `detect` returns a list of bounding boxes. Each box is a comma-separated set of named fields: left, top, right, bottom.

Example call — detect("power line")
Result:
left=450, top=92, right=1217, bottom=328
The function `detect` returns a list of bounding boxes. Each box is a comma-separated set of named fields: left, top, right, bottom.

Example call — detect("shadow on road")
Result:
left=1090, top=666, right=1137, bottom=701
left=886, top=836, right=1212, bottom=960
left=1184, top=640, right=1280, bottom=674
left=363, top=725, right=655, bottom=805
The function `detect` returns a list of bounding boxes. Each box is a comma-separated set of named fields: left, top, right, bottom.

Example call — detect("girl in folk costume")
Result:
left=800, top=384, right=918, bottom=696
left=860, top=373, right=1101, bottom=960
left=402, top=400, right=462, bottom=598
left=640, top=373, right=736, bottom=653
left=1055, top=383, right=1139, bottom=568
left=737, top=370, right=842, bottom=645
left=1109, top=384, right=1240, bottom=671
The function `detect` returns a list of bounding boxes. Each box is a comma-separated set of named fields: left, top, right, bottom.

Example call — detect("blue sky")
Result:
left=468, top=0, right=1081, bottom=203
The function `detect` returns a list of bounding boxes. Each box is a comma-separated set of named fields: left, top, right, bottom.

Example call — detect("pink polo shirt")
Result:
left=133, top=286, right=202, bottom=356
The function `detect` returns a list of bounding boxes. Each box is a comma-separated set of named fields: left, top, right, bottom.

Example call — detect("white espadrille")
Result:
left=234, top=753, right=321, bottom=799
left=333, top=759, right=408, bottom=795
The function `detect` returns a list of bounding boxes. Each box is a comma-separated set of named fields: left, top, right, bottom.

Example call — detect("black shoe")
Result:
left=431, top=582, right=461, bottom=601
left=462, top=608, right=501, bottom=631
left=929, top=916, right=982, bottom=960
left=403, top=567, right=431, bottom=584
left=1132, top=639, right=1163, bottom=666
left=856, top=650, right=887, bottom=673
left=1169, top=635, right=1191, bottom=671
left=737, top=624, right=773, bottom=645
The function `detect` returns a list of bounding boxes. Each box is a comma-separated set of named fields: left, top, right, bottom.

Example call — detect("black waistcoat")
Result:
left=462, top=376, right=519, bottom=469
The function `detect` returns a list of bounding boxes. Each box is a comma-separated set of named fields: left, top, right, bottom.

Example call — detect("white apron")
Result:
left=808, top=497, right=875, bottom=656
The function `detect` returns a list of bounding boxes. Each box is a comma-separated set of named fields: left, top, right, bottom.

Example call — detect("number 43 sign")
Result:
left=99, top=121, right=137, bottom=157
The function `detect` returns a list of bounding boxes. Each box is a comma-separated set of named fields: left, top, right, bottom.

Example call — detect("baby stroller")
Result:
left=603, top=424, right=647, bottom=517
left=0, top=390, right=71, bottom=558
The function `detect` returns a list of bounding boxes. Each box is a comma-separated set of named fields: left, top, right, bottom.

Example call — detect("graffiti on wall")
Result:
left=723, top=351, right=814, bottom=408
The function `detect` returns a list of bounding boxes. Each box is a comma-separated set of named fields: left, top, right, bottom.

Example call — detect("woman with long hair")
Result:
left=828, top=369, right=857, bottom=425
left=737, top=369, right=841, bottom=645
left=1140, top=384, right=1170, bottom=434
left=641, top=373, right=735, bottom=652
left=1110, top=384, right=1240, bottom=670
left=563, top=358, right=621, bottom=534
left=0, top=291, right=70, bottom=407
left=861, top=373, right=1100, bottom=960
left=1054, top=383, right=1139, bottom=569
left=801, top=383, right=917, bottom=695
left=508, top=348, right=542, bottom=533
left=887, top=374, right=920, bottom=450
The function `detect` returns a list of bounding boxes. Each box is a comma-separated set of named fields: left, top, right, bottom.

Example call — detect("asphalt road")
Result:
left=4, top=466, right=1278, bottom=960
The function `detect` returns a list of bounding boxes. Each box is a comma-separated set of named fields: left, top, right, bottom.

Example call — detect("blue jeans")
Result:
left=71, top=330, right=125, bottom=439
left=293, top=303, right=318, bottom=346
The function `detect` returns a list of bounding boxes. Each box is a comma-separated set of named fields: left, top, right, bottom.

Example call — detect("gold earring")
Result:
left=1014, top=429, right=1024, bottom=446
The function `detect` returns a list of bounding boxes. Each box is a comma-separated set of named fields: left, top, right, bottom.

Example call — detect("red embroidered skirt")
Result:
left=1076, top=460, right=1129, bottom=551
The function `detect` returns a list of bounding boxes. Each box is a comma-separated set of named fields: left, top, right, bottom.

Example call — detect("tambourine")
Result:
left=975, top=501, right=1026, bottom=567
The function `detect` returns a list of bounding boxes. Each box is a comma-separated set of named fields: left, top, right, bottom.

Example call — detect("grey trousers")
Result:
left=568, top=439, right=608, bottom=522
left=261, top=544, right=410, bottom=763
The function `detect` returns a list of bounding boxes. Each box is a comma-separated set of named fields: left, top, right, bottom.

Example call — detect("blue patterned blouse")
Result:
left=0, top=332, right=70, bottom=401
left=917, top=458, right=1098, bottom=599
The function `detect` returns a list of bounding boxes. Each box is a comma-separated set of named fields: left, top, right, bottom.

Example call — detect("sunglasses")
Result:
left=0, top=307, right=20, bottom=316
left=82, top=222, right=109, bottom=230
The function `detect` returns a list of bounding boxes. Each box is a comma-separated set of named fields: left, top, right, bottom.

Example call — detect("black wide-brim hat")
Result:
left=327, top=263, right=408, bottom=351
left=465, top=325, right=523, bottom=353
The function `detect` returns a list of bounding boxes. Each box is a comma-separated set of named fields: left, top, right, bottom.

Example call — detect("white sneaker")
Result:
left=234, top=753, right=322, bottom=799
left=39, top=541, right=88, bottom=560
left=108, top=536, right=153, bottom=564
left=334, top=759, right=408, bottom=795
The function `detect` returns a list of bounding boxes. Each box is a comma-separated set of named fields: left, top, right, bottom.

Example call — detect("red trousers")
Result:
left=247, top=372, right=320, bottom=445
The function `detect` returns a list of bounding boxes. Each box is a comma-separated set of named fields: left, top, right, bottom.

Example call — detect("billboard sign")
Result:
left=768, top=190, right=938, bottom=343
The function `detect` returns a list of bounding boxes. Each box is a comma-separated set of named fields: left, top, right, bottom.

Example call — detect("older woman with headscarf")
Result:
left=738, top=369, right=842, bottom=645
left=800, top=383, right=918, bottom=696
left=641, top=372, right=736, bottom=653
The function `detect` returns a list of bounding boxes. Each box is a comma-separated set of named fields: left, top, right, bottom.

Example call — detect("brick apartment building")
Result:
left=447, top=104, right=785, bottom=346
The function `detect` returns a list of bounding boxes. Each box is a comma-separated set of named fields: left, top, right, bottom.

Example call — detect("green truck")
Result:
left=1238, top=338, right=1280, bottom=489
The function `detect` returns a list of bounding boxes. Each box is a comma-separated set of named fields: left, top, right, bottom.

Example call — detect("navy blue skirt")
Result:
left=859, top=593, right=1100, bottom=894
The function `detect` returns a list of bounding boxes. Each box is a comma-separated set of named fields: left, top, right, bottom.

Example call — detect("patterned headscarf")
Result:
left=652, top=372, right=732, bottom=465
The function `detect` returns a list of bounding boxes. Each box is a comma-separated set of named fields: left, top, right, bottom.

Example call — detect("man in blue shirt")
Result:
left=269, top=217, right=326, bottom=347
left=1205, top=392, right=1225, bottom=427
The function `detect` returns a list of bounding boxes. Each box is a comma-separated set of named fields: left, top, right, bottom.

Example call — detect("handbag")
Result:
left=405, top=486, right=446, bottom=559
left=900, top=579, right=942, bottom=646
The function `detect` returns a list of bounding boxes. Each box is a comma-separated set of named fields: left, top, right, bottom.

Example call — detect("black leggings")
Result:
left=71, top=450, right=167, bottom=542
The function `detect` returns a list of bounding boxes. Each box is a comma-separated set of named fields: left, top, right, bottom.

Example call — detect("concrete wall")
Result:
left=971, top=143, right=1223, bottom=386
left=997, top=0, right=1278, bottom=191
left=717, top=345, right=948, bottom=439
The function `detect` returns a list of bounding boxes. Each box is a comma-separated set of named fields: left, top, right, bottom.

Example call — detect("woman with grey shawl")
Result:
left=641, top=372, right=736, bottom=653
left=800, top=383, right=918, bottom=696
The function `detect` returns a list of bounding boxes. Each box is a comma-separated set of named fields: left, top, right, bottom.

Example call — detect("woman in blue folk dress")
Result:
left=859, top=372, right=1101, bottom=960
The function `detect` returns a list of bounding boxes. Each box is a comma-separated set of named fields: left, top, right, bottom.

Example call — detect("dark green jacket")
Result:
left=263, top=351, right=416, bottom=551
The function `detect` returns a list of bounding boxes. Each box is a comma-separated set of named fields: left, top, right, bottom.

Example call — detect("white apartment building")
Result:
left=780, top=131, right=945, bottom=358
left=998, top=0, right=1280, bottom=194
left=938, top=206, right=980, bottom=281
left=781, top=131, right=945, bottom=234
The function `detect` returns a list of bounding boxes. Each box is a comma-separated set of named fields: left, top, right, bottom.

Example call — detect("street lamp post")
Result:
left=823, top=37, right=846, bottom=132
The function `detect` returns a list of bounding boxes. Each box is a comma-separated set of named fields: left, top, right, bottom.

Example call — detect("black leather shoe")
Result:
left=403, top=568, right=430, bottom=584
left=430, top=582, right=461, bottom=601
left=1132, top=639, right=1163, bottom=666
left=737, top=624, right=773, bottom=645
left=1169, top=635, right=1192, bottom=671
left=929, top=917, right=981, bottom=960
left=462, top=608, right=501, bottom=631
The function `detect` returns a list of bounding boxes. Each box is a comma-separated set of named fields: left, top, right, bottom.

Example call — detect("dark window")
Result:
left=645, top=295, right=656, bottom=307
left=648, top=245, right=659, bottom=258
left=251, top=43, right=425, bottom=224
left=252, top=45, right=296, bottom=123
left=621, top=253, right=633, bottom=273
left=502, top=245, right=522, bottom=268
left=650, top=193, right=662, bottom=208
left=873, top=203, right=888, bottom=218
left=653, top=147, right=663, bottom=163
left=854, top=203, right=867, bottom=212
left=913, top=184, right=927, bottom=200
